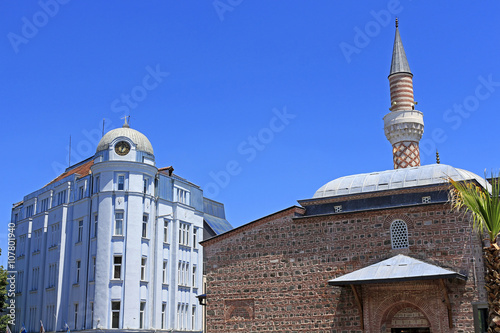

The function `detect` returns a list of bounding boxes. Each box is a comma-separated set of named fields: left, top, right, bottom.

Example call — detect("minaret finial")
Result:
left=436, top=150, right=440, bottom=164
left=395, top=17, right=398, bottom=28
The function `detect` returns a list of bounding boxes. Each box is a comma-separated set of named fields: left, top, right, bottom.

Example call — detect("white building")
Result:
left=11, top=121, right=232, bottom=332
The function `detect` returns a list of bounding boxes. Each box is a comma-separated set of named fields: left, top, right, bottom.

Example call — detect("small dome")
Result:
left=313, top=164, right=489, bottom=198
left=96, top=126, right=154, bottom=155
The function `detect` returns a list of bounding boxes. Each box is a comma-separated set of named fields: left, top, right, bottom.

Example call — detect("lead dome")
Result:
left=96, top=124, right=154, bottom=155
left=313, top=164, right=490, bottom=198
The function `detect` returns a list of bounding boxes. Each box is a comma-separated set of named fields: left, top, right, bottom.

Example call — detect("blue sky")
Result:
left=1, top=1, right=499, bottom=265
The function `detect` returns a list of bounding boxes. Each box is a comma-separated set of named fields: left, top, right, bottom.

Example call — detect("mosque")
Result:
left=201, top=21, right=490, bottom=333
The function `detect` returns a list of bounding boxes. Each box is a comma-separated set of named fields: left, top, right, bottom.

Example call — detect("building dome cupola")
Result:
left=96, top=118, right=154, bottom=156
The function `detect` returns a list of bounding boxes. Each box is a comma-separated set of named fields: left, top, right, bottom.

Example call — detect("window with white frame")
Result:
left=93, top=214, right=98, bottom=238
left=113, top=256, right=122, bottom=279
left=48, top=263, right=58, bottom=288
left=74, top=303, right=78, bottom=330
left=117, top=174, right=125, bottom=191
left=141, top=257, right=147, bottom=281
left=33, top=229, right=42, bottom=252
left=193, top=228, right=197, bottom=248
left=192, top=265, right=196, bottom=287
left=75, top=260, right=81, bottom=284
left=390, top=220, right=409, bottom=249
left=77, top=220, right=83, bottom=243
left=50, top=224, right=60, bottom=247
left=90, top=302, right=94, bottom=329
left=139, top=301, right=146, bottom=328
left=56, top=190, right=67, bottom=206
left=143, top=177, right=149, bottom=194
left=93, top=175, right=100, bottom=194
left=163, top=219, right=169, bottom=243
left=115, top=212, right=124, bottom=236
left=163, top=260, right=168, bottom=284
left=18, top=235, right=26, bottom=256
left=178, top=222, right=190, bottom=246
left=92, top=256, right=96, bottom=281
left=142, top=215, right=148, bottom=238
left=174, top=186, right=190, bottom=205
left=39, top=198, right=49, bottom=213
left=78, top=186, right=84, bottom=200
left=17, top=271, right=24, bottom=293
left=31, top=267, right=39, bottom=290
left=26, top=205, right=34, bottom=218
left=111, top=301, right=120, bottom=328
left=161, top=303, right=167, bottom=329
left=192, top=305, right=197, bottom=330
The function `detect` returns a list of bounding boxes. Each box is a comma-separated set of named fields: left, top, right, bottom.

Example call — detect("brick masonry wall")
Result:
left=203, top=195, right=486, bottom=333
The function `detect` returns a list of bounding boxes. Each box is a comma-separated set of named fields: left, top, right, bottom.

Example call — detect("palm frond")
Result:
left=449, top=176, right=500, bottom=244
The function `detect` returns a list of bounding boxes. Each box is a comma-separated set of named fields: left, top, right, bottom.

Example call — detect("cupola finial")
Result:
left=121, top=115, right=130, bottom=128
left=395, top=17, right=398, bottom=28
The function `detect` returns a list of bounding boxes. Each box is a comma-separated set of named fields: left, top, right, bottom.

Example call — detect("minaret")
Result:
left=384, top=19, right=424, bottom=169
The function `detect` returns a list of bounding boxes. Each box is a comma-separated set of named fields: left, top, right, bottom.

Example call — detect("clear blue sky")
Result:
left=1, top=1, right=499, bottom=265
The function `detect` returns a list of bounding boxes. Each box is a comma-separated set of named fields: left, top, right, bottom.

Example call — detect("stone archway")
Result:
left=380, top=302, right=432, bottom=333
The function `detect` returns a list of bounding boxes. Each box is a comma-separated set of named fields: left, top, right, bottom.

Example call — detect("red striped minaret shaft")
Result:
left=384, top=19, right=424, bottom=169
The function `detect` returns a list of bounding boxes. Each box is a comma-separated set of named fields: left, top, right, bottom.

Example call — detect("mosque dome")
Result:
left=313, top=164, right=489, bottom=198
left=96, top=123, right=154, bottom=155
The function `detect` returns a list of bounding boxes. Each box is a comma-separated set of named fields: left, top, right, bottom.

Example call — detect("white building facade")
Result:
left=12, top=123, right=232, bottom=332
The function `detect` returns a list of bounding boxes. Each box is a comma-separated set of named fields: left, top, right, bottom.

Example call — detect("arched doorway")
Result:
left=382, top=304, right=432, bottom=333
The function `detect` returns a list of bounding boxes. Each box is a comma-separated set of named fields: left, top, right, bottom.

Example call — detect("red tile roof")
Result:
left=45, top=158, right=94, bottom=187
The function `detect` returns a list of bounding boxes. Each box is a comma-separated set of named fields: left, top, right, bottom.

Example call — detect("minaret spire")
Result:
left=383, top=20, right=424, bottom=169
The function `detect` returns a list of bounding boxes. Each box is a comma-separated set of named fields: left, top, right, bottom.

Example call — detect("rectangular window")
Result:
left=115, top=212, right=124, bottom=236
left=193, top=228, right=197, bottom=248
left=76, top=260, right=81, bottom=284
left=79, top=186, right=84, bottom=200
left=93, top=175, right=100, bottom=194
left=117, top=175, right=125, bottom=191
left=111, top=301, right=120, bottom=329
left=92, top=256, right=96, bottom=281
left=113, top=256, right=122, bottom=279
left=163, top=260, right=168, bottom=284
left=34, top=229, right=42, bottom=252
left=26, top=205, right=34, bottom=218
left=162, top=303, right=167, bottom=329
left=178, top=262, right=181, bottom=285
left=175, top=187, right=190, bottom=205
left=142, top=215, right=148, bottom=238
left=192, top=305, right=196, bottom=330
left=93, top=214, right=98, bottom=238
left=90, top=302, right=94, bottom=329
left=141, top=257, right=147, bottom=281
left=77, top=220, right=83, bottom=243
left=192, top=266, right=196, bottom=287
left=18, top=235, right=26, bottom=256
left=179, top=223, right=190, bottom=246
left=56, top=190, right=67, bottom=206
left=139, top=301, right=146, bottom=329
left=74, top=304, right=78, bottom=330
left=17, top=271, right=24, bottom=293
left=39, top=198, right=49, bottom=213
left=143, top=177, right=149, bottom=194
left=163, top=220, right=169, bottom=243
left=50, top=224, right=60, bottom=247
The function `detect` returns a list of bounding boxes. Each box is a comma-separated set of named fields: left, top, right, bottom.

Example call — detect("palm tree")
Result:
left=449, top=176, right=500, bottom=333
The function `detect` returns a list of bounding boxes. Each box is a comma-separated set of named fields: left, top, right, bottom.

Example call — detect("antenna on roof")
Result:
left=68, top=135, right=72, bottom=167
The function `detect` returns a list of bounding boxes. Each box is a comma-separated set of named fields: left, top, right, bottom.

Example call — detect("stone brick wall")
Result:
left=203, top=192, right=486, bottom=333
